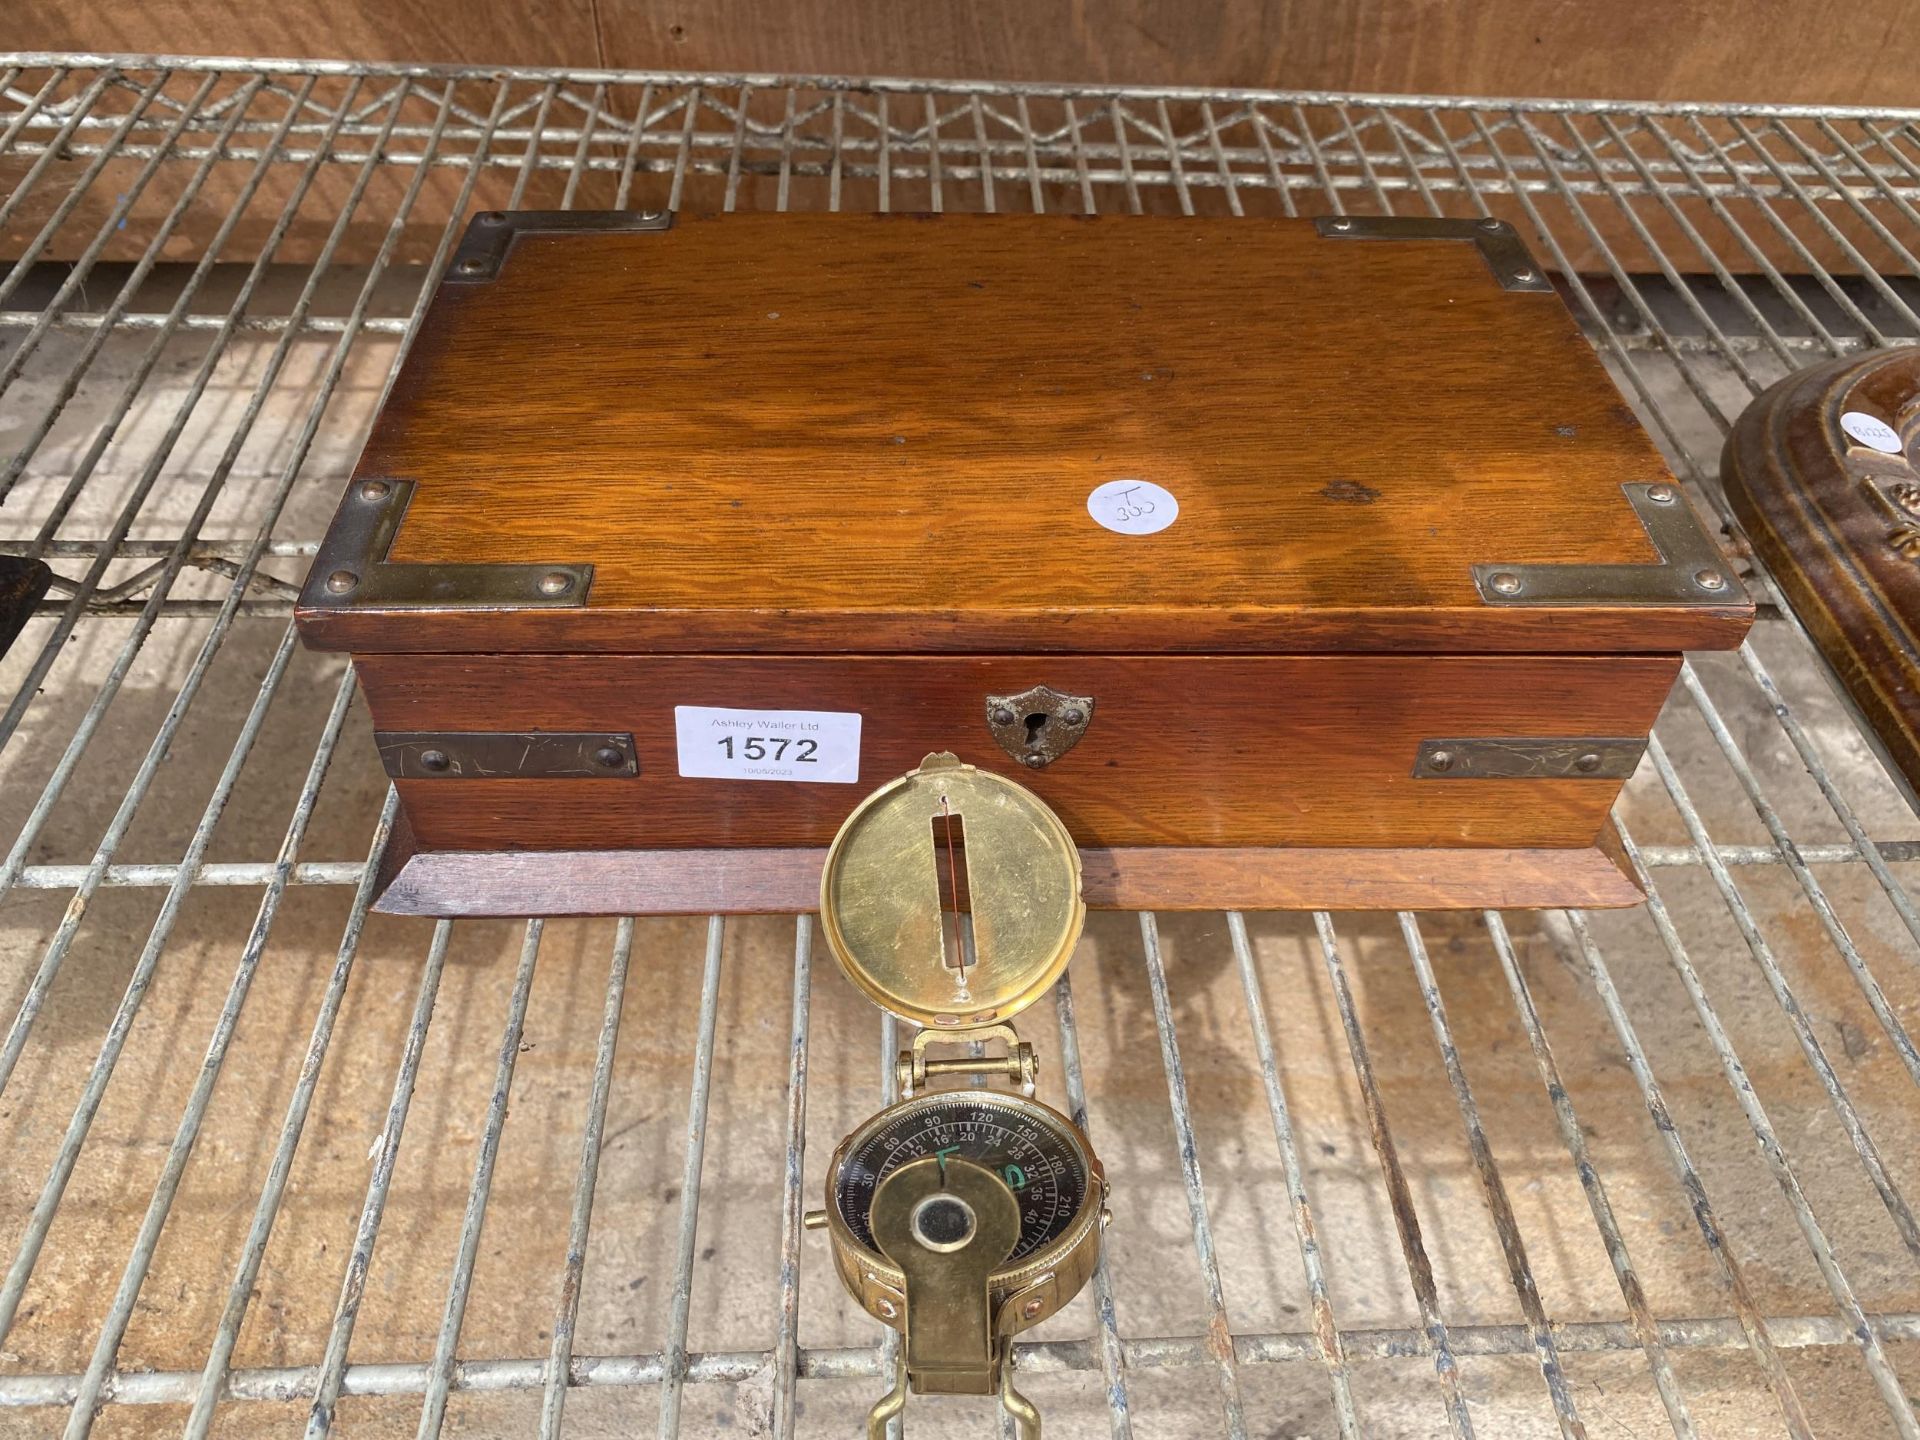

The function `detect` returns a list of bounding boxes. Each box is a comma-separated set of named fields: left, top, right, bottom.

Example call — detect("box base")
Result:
left=371, top=816, right=1643, bottom=916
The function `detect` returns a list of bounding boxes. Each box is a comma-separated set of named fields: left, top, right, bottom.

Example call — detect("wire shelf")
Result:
left=1, top=55, right=1918, bottom=1439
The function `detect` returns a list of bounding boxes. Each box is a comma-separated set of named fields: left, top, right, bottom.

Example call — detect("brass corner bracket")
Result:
left=1314, top=213, right=1553, bottom=293
left=297, top=476, right=592, bottom=611
left=444, top=208, right=676, bottom=284
left=1472, top=481, right=1748, bottom=607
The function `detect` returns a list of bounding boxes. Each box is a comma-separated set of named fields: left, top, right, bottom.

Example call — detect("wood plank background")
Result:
left=10, top=0, right=1918, bottom=106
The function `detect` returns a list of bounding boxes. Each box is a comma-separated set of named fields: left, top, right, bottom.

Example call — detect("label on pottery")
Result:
left=1841, top=410, right=1903, bottom=455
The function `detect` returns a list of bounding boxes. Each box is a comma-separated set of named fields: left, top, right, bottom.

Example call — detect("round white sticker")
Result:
left=1841, top=410, right=1904, bottom=455
left=1087, top=478, right=1179, bottom=536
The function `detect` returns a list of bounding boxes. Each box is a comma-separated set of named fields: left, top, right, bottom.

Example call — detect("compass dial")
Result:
left=833, top=1092, right=1092, bottom=1264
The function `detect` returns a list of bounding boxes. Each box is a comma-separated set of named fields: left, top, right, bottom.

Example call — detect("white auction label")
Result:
left=1087, top=478, right=1179, bottom=536
left=1841, top=410, right=1904, bottom=455
left=674, top=705, right=862, bottom=783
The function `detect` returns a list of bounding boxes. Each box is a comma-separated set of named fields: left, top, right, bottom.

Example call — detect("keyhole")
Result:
left=1024, top=712, right=1049, bottom=749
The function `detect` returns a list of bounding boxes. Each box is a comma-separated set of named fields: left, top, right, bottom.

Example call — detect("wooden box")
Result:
left=294, top=210, right=1753, bottom=916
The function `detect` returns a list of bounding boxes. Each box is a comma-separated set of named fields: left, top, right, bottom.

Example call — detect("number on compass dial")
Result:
left=834, top=1098, right=1090, bottom=1263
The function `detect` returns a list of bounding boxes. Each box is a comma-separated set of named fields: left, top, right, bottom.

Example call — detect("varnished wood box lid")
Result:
left=295, top=210, right=1752, bottom=656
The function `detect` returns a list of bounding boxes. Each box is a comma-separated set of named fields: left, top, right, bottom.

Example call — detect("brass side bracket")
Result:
left=444, top=208, right=676, bottom=284
left=297, top=476, right=592, bottom=612
left=1471, top=481, right=1748, bottom=607
left=1314, top=213, right=1553, bottom=293
left=1412, top=736, right=1646, bottom=780
left=375, top=730, right=638, bottom=780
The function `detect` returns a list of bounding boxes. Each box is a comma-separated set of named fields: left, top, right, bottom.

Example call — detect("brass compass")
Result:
left=806, top=752, right=1108, bottom=1437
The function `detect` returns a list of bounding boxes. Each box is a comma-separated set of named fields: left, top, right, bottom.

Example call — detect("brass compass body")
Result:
left=820, top=1079, right=1106, bottom=1343
left=808, top=753, right=1108, bottom=1436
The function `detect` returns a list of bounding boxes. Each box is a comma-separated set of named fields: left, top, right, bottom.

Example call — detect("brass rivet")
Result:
left=456, top=256, right=485, bottom=274
left=419, top=749, right=451, bottom=772
left=1478, top=216, right=1505, bottom=232
left=1021, top=754, right=1045, bottom=768
left=593, top=745, right=626, bottom=769
left=1513, top=268, right=1537, bottom=283
left=1694, top=568, right=1727, bottom=592
left=991, top=706, right=1015, bottom=726
left=1646, top=483, right=1676, bottom=504
left=1063, top=709, right=1085, bottom=725
left=1021, top=1298, right=1045, bottom=1319
left=538, top=571, right=574, bottom=596
left=324, top=568, right=358, bottom=594
left=1488, top=571, right=1523, bottom=596
left=1100, top=1206, right=1114, bottom=1227
left=1428, top=750, right=1455, bottom=773
left=875, top=1297, right=898, bottom=1320
left=478, top=210, right=506, bottom=224
left=358, top=479, right=391, bottom=501
left=1575, top=752, right=1602, bottom=773
left=1329, top=217, right=1353, bottom=231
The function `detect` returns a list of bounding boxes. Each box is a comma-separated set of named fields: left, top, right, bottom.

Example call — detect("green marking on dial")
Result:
left=1003, top=1163, right=1028, bottom=1192
left=935, top=1145, right=961, bottom=1171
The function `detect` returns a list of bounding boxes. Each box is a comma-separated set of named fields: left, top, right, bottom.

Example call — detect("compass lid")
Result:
left=819, top=752, right=1084, bottom=1031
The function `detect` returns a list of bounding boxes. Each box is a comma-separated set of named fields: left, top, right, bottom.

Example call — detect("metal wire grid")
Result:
left=0, top=55, right=1916, bottom=1439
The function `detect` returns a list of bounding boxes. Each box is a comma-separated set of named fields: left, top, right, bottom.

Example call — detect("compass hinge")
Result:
left=898, top=1024, right=1036, bottom=1098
